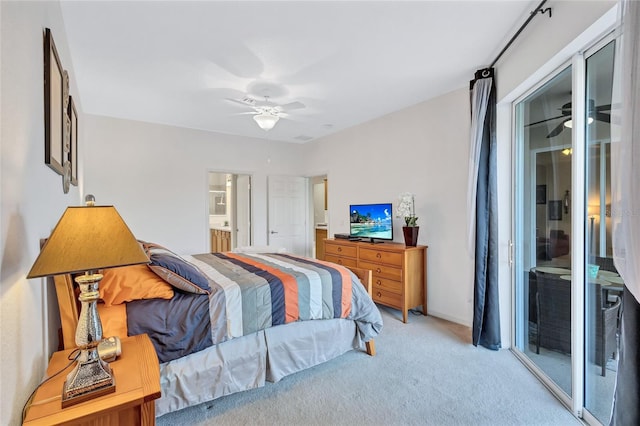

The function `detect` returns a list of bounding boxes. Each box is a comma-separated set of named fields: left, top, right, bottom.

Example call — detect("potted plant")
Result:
left=397, top=192, right=419, bottom=246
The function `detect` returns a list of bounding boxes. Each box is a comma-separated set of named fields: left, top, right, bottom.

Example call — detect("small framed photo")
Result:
left=68, top=96, right=78, bottom=186
left=549, top=200, right=562, bottom=220
left=536, top=184, right=547, bottom=205
left=43, top=28, right=67, bottom=176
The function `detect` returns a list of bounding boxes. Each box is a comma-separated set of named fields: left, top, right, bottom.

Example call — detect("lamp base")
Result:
left=61, top=355, right=116, bottom=408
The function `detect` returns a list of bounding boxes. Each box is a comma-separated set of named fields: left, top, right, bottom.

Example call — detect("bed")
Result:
left=52, top=244, right=383, bottom=417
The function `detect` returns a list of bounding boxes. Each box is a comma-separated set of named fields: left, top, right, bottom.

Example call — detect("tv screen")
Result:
left=349, top=203, right=393, bottom=242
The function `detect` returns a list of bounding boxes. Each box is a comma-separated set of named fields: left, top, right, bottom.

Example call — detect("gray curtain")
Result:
left=469, top=68, right=500, bottom=350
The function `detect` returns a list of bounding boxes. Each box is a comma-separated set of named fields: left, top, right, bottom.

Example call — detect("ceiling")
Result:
left=60, top=1, right=535, bottom=143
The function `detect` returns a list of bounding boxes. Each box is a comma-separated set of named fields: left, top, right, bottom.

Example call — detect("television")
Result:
left=349, top=203, right=393, bottom=243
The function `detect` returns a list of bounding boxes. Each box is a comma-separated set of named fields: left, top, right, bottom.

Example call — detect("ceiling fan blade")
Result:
left=594, top=112, right=610, bottom=123
left=594, top=103, right=612, bottom=111
left=546, top=121, right=567, bottom=138
left=525, top=114, right=565, bottom=127
left=280, top=101, right=306, bottom=111
left=225, top=97, right=255, bottom=107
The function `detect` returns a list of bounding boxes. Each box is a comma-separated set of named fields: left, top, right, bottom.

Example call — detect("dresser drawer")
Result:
left=359, top=247, right=403, bottom=267
left=372, top=288, right=402, bottom=308
left=358, top=260, right=403, bottom=281
left=372, top=275, right=402, bottom=294
left=325, top=243, right=358, bottom=258
left=325, top=254, right=358, bottom=268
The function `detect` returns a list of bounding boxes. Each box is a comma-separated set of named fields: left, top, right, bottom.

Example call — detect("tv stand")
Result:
left=368, top=238, right=384, bottom=244
left=322, top=239, right=428, bottom=323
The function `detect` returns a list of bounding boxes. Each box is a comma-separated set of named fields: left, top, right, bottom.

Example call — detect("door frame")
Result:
left=205, top=169, right=254, bottom=252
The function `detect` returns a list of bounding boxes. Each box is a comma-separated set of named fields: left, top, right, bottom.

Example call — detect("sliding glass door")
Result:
left=513, top=36, right=618, bottom=424
left=584, top=39, right=617, bottom=424
left=514, top=65, right=574, bottom=398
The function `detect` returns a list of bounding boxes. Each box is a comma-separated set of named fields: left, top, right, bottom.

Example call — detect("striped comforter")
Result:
left=127, top=252, right=383, bottom=363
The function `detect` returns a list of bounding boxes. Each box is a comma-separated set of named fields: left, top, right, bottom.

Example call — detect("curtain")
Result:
left=610, top=0, right=640, bottom=424
left=468, top=68, right=500, bottom=350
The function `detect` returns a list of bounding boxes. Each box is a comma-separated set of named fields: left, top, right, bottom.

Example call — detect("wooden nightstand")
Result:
left=23, top=334, right=161, bottom=426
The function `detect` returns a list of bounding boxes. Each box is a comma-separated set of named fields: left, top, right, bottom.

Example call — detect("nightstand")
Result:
left=23, top=334, right=161, bottom=425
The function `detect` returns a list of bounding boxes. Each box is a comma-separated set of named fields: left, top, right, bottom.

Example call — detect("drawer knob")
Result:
left=376, top=292, right=382, bottom=297
left=338, top=247, right=342, bottom=252
left=376, top=268, right=381, bottom=273
left=376, top=253, right=382, bottom=258
left=338, top=259, right=342, bottom=264
left=376, top=280, right=382, bottom=285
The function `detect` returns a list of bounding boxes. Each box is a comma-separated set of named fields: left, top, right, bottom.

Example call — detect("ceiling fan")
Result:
left=527, top=99, right=611, bottom=138
left=227, top=96, right=306, bottom=131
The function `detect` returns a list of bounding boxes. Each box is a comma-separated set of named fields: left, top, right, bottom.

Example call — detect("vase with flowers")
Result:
left=397, top=192, right=419, bottom=246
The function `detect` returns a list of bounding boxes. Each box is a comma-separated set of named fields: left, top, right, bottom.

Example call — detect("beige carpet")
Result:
left=157, top=306, right=580, bottom=425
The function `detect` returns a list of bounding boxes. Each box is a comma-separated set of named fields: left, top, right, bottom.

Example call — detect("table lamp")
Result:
left=26, top=196, right=149, bottom=407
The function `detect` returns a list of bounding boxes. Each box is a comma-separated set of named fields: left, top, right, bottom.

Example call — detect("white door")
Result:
left=236, top=175, right=251, bottom=247
left=268, top=175, right=308, bottom=255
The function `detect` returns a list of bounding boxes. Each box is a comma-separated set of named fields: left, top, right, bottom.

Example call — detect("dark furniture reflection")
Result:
left=535, top=272, right=620, bottom=376
left=592, top=255, right=624, bottom=336
left=549, top=230, right=570, bottom=257
left=593, top=256, right=617, bottom=273
left=536, top=230, right=570, bottom=259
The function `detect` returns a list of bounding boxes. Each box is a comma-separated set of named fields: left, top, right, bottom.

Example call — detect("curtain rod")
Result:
left=487, top=0, right=552, bottom=70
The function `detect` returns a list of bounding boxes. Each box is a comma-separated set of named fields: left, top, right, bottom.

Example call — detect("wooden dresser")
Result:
left=323, top=239, right=427, bottom=323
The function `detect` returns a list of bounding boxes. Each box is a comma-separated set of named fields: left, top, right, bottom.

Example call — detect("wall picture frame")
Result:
left=536, top=184, right=547, bottom=205
left=44, top=28, right=67, bottom=176
left=549, top=200, right=562, bottom=220
left=68, top=96, right=78, bottom=186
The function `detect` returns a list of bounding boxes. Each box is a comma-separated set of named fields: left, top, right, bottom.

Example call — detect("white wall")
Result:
left=82, top=115, right=308, bottom=255
left=0, top=2, right=82, bottom=425
left=302, top=89, right=475, bottom=326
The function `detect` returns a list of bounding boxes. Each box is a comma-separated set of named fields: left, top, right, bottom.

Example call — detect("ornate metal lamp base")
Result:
left=61, top=354, right=116, bottom=408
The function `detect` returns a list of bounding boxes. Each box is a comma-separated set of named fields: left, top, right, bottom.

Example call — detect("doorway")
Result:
left=310, top=175, right=328, bottom=258
left=208, top=172, right=252, bottom=252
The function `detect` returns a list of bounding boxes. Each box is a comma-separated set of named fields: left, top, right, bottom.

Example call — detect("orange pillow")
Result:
left=97, top=303, right=128, bottom=339
left=100, top=264, right=174, bottom=306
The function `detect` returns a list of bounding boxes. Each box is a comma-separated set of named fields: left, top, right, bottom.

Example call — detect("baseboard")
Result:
left=427, top=310, right=471, bottom=328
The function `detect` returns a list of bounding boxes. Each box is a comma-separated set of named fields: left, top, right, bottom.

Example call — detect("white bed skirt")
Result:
left=156, top=318, right=363, bottom=417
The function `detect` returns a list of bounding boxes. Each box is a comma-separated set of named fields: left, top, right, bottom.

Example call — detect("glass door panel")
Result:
left=514, top=66, right=573, bottom=397
left=584, top=39, right=618, bottom=424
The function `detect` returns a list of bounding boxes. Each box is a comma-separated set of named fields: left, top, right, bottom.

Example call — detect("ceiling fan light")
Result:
left=563, top=116, right=594, bottom=129
left=253, top=113, right=279, bottom=131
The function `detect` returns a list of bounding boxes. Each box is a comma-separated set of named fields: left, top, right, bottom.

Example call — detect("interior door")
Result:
left=267, top=175, right=308, bottom=255
left=235, top=175, right=251, bottom=248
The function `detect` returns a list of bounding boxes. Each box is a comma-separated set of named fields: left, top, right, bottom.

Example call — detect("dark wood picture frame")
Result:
left=549, top=200, right=562, bottom=220
left=68, top=96, right=78, bottom=185
left=536, top=184, right=547, bottom=205
left=44, top=28, right=67, bottom=176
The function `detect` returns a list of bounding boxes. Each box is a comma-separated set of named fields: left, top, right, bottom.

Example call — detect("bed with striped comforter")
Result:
left=127, top=252, right=382, bottom=363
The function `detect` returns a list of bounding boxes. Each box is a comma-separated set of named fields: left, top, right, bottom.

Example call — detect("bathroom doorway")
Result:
left=208, top=172, right=252, bottom=252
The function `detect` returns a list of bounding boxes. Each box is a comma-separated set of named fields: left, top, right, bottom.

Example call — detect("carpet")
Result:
left=157, top=306, right=581, bottom=425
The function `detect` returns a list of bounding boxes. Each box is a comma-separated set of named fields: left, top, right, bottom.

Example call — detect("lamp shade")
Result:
left=253, top=113, right=279, bottom=131
left=27, top=206, right=149, bottom=278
